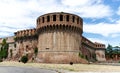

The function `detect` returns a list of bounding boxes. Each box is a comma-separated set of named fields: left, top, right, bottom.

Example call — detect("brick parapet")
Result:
left=36, top=12, right=83, bottom=33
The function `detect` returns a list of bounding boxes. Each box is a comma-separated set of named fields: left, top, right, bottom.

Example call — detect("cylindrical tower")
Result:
left=37, top=12, right=86, bottom=63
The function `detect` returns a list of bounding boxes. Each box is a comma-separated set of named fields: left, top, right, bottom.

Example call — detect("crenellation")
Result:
left=0, top=12, right=106, bottom=63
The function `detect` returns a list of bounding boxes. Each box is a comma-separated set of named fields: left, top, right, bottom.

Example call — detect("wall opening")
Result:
left=47, top=16, right=50, bottom=22
left=53, top=15, right=56, bottom=21
left=77, top=17, right=79, bottom=24
left=46, top=48, right=49, bottom=50
left=26, top=45, right=28, bottom=48
left=66, top=15, right=69, bottom=21
left=42, top=17, right=44, bottom=23
left=72, top=16, right=75, bottom=22
left=60, top=15, right=63, bottom=21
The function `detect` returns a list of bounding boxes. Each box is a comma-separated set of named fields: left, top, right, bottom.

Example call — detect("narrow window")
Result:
left=77, top=17, right=79, bottom=24
left=39, top=19, right=40, bottom=23
left=66, top=15, right=69, bottom=21
left=47, top=16, right=50, bottom=22
left=60, top=15, right=63, bottom=21
left=72, top=16, right=75, bottom=22
left=53, top=15, right=56, bottom=21
left=42, top=17, right=44, bottom=23
left=46, top=48, right=49, bottom=50
left=26, top=45, right=28, bottom=48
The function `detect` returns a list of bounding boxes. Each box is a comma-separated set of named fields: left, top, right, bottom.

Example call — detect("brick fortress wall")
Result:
left=4, top=12, right=106, bottom=63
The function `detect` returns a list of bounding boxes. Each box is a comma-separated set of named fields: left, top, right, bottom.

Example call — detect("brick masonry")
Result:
left=0, top=12, right=106, bottom=63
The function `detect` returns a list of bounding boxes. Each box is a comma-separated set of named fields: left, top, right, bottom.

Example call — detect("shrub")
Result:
left=70, top=62, right=73, bottom=65
left=34, top=47, right=38, bottom=57
left=79, top=52, right=84, bottom=59
left=119, top=61, right=120, bottom=63
left=0, top=57, right=3, bottom=62
left=21, top=55, right=28, bottom=63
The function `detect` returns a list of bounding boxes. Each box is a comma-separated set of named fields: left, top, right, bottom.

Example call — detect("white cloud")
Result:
left=117, top=7, right=120, bottom=15
left=77, top=4, right=111, bottom=18
left=61, top=0, right=102, bottom=7
left=83, top=19, right=120, bottom=37
left=111, top=33, right=120, bottom=38
left=0, top=0, right=113, bottom=37
left=61, top=0, right=91, bottom=6
left=0, top=32, right=11, bottom=37
left=88, top=38, right=108, bottom=46
left=61, top=0, right=112, bottom=18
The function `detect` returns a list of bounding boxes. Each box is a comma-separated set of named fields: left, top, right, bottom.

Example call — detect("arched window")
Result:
left=53, top=15, right=56, bottom=21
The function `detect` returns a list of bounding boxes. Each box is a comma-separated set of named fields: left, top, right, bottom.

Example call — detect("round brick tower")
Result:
left=36, top=12, right=86, bottom=63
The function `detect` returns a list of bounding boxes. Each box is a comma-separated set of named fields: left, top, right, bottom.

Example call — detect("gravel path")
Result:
left=0, top=66, right=57, bottom=73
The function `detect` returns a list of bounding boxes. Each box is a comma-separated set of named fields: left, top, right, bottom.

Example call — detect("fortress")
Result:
left=0, top=12, right=106, bottom=63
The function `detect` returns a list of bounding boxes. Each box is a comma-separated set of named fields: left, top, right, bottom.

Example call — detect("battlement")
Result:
left=36, top=12, right=83, bottom=33
left=0, top=12, right=106, bottom=63
left=94, top=42, right=105, bottom=49
left=14, top=28, right=36, bottom=37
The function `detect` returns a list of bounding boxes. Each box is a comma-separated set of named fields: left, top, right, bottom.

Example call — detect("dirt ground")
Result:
left=0, top=61, right=120, bottom=72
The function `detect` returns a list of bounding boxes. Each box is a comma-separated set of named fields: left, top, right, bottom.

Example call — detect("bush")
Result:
left=34, top=47, right=38, bottom=57
left=79, top=52, right=84, bottom=59
left=21, top=55, right=28, bottom=63
left=0, top=57, right=3, bottom=62
left=70, top=62, right=73, bottom=65
left=119, top=61, right=120, bottom=63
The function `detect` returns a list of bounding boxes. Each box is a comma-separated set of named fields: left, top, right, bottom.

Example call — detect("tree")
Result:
left=112, top=49, right=118, bottom=54
left=105, top=44, right=113, bottom=58
left=0, top=39, right=9, bottom=60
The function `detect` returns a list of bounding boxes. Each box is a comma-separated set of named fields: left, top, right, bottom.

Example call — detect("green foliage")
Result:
left=21, top=55, right=28, bottom=63
left=112, top=49, right=119, bottom=54
left=78, top=52, right=85, bottom=59
left=0, top=57, right=3, bottom=62
left=105, top=44, right=120, bottom=59
left=105, top=44, right=113, bottom=58
left=0, top=39, right=9, bottom=60
left=34, top=47, right=38, bottom=57
left=119, top=61, right=120, bottom=63
left=0, top=49, right=8, bottom=58
left=14, top=37, right=17, bottom=41
left=1, top=39, right=7, bottom=46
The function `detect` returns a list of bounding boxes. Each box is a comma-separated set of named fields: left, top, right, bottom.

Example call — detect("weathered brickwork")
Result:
left=0, top=12, right=106, bottom=63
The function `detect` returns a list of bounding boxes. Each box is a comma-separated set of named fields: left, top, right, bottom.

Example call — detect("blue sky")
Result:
left=0, top=0, right=120, bottom=47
